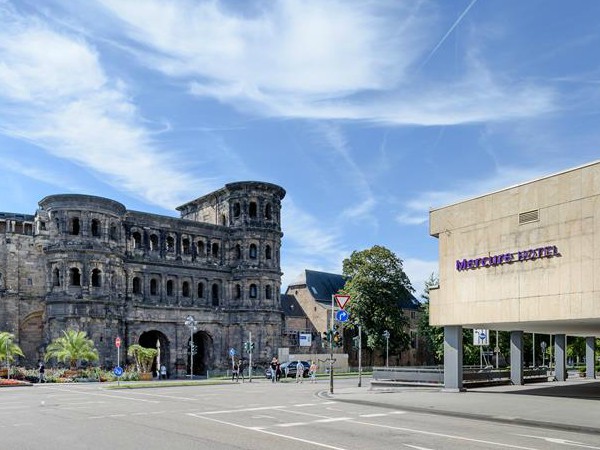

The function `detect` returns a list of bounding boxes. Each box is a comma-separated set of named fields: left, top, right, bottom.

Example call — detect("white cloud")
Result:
left=402, top=257, right=439, bottom=299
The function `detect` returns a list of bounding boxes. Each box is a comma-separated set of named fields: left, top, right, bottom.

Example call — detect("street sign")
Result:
left=229, top=348, right=236, bottom=357
left=113, top=366, right=123, bottom=377
left=334, top=294, right=350, bottom=309
left=115, top=337, right=121, bottom=348
left=473, top=329, right=489, bottom=346
left=336, top=309, right=349, bottom=322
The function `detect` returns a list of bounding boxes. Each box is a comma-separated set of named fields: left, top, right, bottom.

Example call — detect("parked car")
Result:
left=265, top=360, right=310, bottom=379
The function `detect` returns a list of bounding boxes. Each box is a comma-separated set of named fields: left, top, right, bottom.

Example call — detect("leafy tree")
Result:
left=127, top=344, right=158, bottom=373
left=45, top=329, right=99, bottom=369
left=417, top=273, right=443, bottom=364
left=0, top=331, right=25, bottom=364
left=342, top=245, right=414, bottom=357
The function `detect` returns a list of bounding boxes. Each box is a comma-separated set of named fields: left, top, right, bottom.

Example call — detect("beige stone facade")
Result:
left=429, top=161, right=600, bottom=336
left=0, top=181, right=286, bottom=375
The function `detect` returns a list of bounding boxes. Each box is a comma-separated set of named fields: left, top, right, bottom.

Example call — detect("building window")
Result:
left=249, top=244, right=257, bottom=259
left=197, top=282, right=205, bottom=298
left=69, top=268, right=81, bottom=286
left=150, top=279, right=158, bottom=295
left=182, top=281, right=190, bottom=297
left=212, top=242, right=219, bottom=258
left=166, top=280, right=174, bottom=296
left=150, top=234, right=159, bottom=251
left=132, top=277, right=141, bottom=294
left=70, top=218, right=80, bottom=235
left=110, top=224, right=118, bottom=240
left=132, top=231, right=142, bottom=249
left=91, top=269, right=101, bottom=287
left=265, top=285, right=272, bottom=299
left=196, top=241, right=205, bottom=257
left=249, top=284, right=257, bottom=298
left=221, top=214, right=227, bottom=226
left=235, top=244, right=242, bottom=259
left=166, top=236, right=175, bottom=252
left=249, top=201, right=257, bottom=218
left=235, top=284, right=241, bottom=299
left=265, top=245, right=272, bottom=260
left=233, top=202, right=241, bottom=218
left=265, top=203, right=272, bottom=220
left=212, top=283, right=219, bottom=306
left=52, top=268, right=60, bottom=287
left=91, top=219, right=101, bottom=237
left=182, top=238, right=190, bottom=255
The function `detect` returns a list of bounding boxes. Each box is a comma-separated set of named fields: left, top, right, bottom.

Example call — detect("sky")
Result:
left=1, top=0, right=599, bottom=297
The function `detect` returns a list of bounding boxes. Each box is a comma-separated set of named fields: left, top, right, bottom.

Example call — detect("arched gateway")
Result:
left=189, top=331, right=213, bottom=376
left=138, top=330, right=169, bottom=377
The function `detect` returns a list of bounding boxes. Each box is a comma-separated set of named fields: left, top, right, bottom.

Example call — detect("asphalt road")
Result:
left=1, top=378, right=599, bottom=450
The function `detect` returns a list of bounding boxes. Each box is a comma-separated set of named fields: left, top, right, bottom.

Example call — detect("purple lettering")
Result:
left=518, top=251, right=527, bottom=261
left=546, top=246, right=554, bottom=256
left=456, top=259, right=468, bottom=271
left=482, top=257, right=489, bottom=266
left=553, top=245, right=560, bottom=256
left=504, top=253, right=514, bottom=263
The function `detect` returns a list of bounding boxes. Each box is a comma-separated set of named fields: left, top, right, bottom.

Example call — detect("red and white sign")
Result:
left=334, top=294, right=351, bottom=309
left=115, top=337, right=121, bottom=348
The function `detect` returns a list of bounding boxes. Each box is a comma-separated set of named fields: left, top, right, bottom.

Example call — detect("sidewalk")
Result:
left=320, top=377, right=600, bottom=435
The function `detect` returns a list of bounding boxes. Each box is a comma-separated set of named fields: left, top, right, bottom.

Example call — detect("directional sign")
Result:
left=115, top=337, right=121, bottom=348
left=336, top=309, right=349, bottom=322
left=334, top=294, right=350, bottom=309
left=113, top=366, right=123, bottom=377
left=473, top=329, right=489, bottom=346
left=229, top=348, right=236, bottom=357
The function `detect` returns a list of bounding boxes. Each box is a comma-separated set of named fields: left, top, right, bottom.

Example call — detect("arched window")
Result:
left=265, top=245, right=272, bottom=260
left=166, top=236, right=175, bottom=252
left=150, top=279, right=158, bottom=295
left=182, top=281, right=190, bottom=297
left=235, top=284, right=241, bottom=299
left=132, top=277, right=141, bottom=294
left=265, top=285, right=272, bottom=299
left=249, top=202, right=257, bottom=218
left=221, top=214, right=227, bottom=226
left=182, top=238, right=190, bottom=255
left=110, top=224, right=118, bottom=240
left=69, top=268, right=81, bottom=286
left=52, top=268, right=60, bottom=287
left=150, top=234, right=159, bottom=251
left=196, top=241, right=205, bottom=257
left=235, top=244, right=241, bottom=260
left=166, top=280, right=174, bottom=296
left=212, top=283, right=219, bottom=306
left=265, top=203, right=272, bottom=220
left=212, top=242, right=219, bottom=258
left=132, top=231, right=142, bottom=249
left=249, top=244, right=257, bottom=259
left=91, top=269, right=101, bottom=287
left=249, top=284, right=257, bottom=298
left=91, top=219, right=101, bottom=237
left=71, top=217, right=80, bottom=235
left=233, top=202, right=241, bottom=218
left=197, top=282, right=205, bottom=298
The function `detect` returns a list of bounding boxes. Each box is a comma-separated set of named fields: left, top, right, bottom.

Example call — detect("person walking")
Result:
left=38, top=361, right=45, bottom=383
left=309, top=361, right=317, bottom=383
left=238, top=359, right=245, bottom=383
left=295, top=360, right=304, bottom=383
left=160, top=364, right=167, bottom=380
left=270, top=357, right=278, bottom=383
left=231, top=359, right=239, bottom=382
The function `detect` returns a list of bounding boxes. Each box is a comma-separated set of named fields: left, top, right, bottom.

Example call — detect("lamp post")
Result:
left=383, top=330, right=390, bottom=367
left=184, top=315, right=198, bottom=379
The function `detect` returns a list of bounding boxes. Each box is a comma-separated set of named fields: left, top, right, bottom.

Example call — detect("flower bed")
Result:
left=0, top=378, right=32, bottom=387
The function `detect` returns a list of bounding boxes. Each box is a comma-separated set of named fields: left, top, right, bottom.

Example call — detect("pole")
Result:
left=480, top=345, right=483, bottom=369
left=190, top=326, right=194, bottom=379
left=249, top=331, right=253, bottom=383
left=117, top=345, right=120, bottom=387
left=532, top=333, right=536, bottom=367
left=495, top=330, right=499, bottom=369
left=329, top=295, right=334, bottom=395
left=358, top=324, right=362, bottom=388
left=6, top=339, right=9, bottom=380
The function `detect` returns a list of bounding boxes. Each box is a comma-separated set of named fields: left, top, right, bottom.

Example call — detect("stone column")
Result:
left=443, top=326, right=463, bottom=392
left=586, top=337, right=596, bottom=379
left=510, top=331, right=524, bottom=385
left=554, top=334, right=566, bottom=381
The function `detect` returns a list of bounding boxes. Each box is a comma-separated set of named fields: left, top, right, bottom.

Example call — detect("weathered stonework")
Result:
left=0, top=181, right=286, bottom=376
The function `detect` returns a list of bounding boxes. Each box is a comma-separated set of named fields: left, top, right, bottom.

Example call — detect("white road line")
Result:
left=390, top=411, right=408, bottom=415
left=404, top=445, right=434, bottom=450
left=44, top=388, right=160, bottom=403
left=350, top=420, right=540, bottom=450
left=277, top=422, right=308, bottom=428
left=314, top=418, right=352, bottom=424
left=359, top=413, right=388, bottom=418
left=516, top=434, right=600, bottom=449
left=116, top=391, right=197, bottom=401
left=188, top=413, right=348, bottom=450
left=194, top=405, right=286, bottom=415
left=293, top=403, right=315, bottom=407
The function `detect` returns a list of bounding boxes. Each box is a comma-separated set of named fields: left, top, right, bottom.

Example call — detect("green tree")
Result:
left=342, top=245, right=414, bottom=357
left=127, top=344, right=158, bottom=373
left=417, top=273, right=443, bottom=364
left=0, top=331, right=25, bottom=364
left=45, top=329, right=99, bottom=369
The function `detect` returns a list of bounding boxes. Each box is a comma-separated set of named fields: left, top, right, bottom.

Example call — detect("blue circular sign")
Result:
left=229, top=348, right=236, bottom=357
left=113, top=366, right=124, bottom=377
left=336, top=310, right=349, bottom=322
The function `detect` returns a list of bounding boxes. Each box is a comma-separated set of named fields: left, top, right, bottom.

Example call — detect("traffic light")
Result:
left=250, top=342, right=255, bottom=352
left=321, top=331, right=330, bottom=348
left=352, top=336, right=359, bottom=349
left=333, top=331, right=341, bottom=347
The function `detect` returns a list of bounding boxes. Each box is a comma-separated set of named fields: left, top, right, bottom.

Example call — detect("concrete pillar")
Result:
left=585, top=337, right=596, bottom=379
left=510, top=331, right=524, bottom=385
left=554, top=334, right=566, bottom=381
left=443, top=326, right=463, bottom=392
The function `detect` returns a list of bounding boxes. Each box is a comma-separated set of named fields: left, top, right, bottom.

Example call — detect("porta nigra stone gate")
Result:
left=0, top=181, right=286, bottom=376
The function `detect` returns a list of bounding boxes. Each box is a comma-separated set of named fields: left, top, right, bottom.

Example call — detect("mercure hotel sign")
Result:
left=456, top=245, right=560, bottom=272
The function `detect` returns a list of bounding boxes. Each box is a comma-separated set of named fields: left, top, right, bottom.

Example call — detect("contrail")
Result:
left=419, top=0, right=479, bottom=70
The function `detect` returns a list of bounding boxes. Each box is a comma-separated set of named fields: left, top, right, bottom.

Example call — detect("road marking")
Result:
left=516, top=434, right=600, bottom=449
left=188, top=413, right=348, bottom=450
left=404, top=445, right=434, bottom=450
left=278, top=422, right=308, bottom=427
left=349, top=420, right=540, bottom=450
left=315, top=417, right=352, bottom=424
left=45, top=387, right=160, bottom=403
left=120, top=391, right=197, bottom=401
left=359, top=413, right=388, bottom=418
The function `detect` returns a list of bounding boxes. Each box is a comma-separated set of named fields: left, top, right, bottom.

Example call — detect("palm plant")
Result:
left=0, top=332, right=25, bottom=365
left=127, top=344, right=158, bottom=373
left=45, top=329, right=99, bottom=369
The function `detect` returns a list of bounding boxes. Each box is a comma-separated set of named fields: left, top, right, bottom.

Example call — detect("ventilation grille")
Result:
left=519, top=209, right=539, bottom=225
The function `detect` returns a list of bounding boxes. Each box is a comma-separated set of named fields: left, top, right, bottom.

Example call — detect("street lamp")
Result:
left=184, top=315, right=198, bottom=379
left=383, top=330, right=390, bottom=367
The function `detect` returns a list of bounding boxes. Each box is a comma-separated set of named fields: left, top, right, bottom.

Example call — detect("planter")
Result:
left=139, top=372, right=153, bottom=381
left=0, top=368, right=8, bottom=377
left=64, top=370, right=80, bottom=379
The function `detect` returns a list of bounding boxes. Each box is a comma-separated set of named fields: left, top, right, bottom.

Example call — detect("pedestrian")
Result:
left=238, top=359, right=245, bottom=383
left=270, top=357, right=278, bottom=383
left=309, top=361, right=317, bottom=383
left=38, top=361, right=45, bottom=383
left=276, top=361, right=282, bottom=382
left=160, top=364, right=167, bottom=380
left=295, top=360, right=304, bottom=383
left=232, top=359, right=239, bottom=382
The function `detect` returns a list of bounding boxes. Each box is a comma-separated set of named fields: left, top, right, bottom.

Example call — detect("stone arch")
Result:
left=138, top=330, right=170, bottom=376
left=19, top=311, right=44, bottom=365
left=189, top=330, right=213, bottom=376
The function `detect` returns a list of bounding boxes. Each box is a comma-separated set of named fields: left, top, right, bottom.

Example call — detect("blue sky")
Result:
left=1, top=0, right=599, bottom=295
